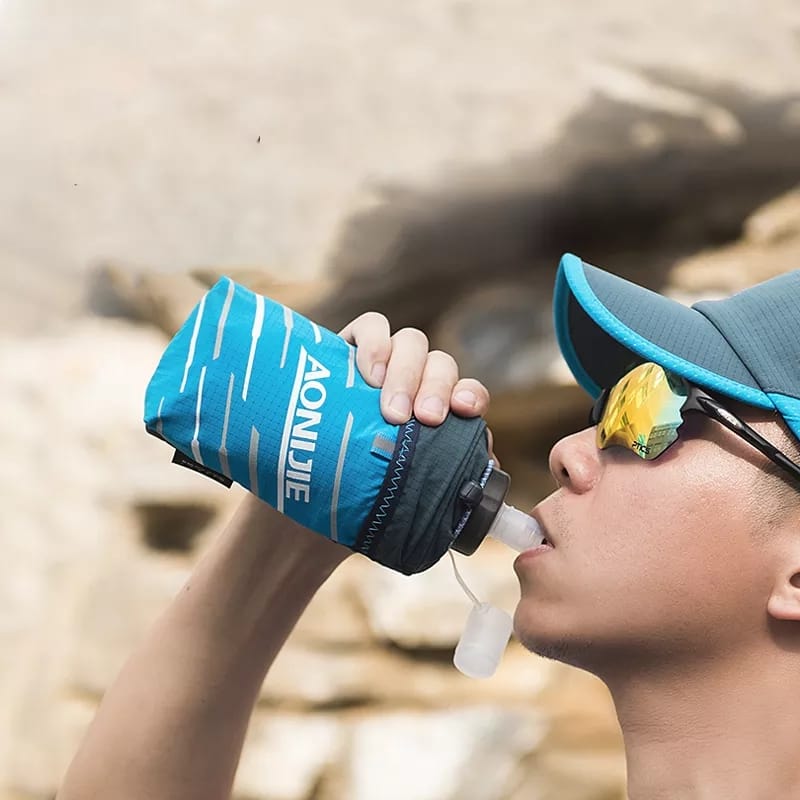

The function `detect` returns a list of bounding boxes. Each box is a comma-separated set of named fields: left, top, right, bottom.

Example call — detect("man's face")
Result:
left=513, top=405, right=794, bottom=675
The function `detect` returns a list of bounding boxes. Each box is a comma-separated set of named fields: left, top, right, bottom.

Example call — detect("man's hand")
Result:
left=339, top=312, right=498, bottom=461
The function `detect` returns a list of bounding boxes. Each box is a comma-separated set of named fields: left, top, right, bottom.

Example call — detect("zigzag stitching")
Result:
left=360, top=421, right=415, bottom=551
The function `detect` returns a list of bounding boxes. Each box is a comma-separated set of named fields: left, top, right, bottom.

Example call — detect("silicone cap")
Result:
left=453, top=602, right=514, bottom=679
left=487, top=504, right=544, bottom=552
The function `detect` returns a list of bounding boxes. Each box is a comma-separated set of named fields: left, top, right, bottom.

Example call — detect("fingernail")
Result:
left=371, top=362, right=386, bottom=384
left=389, top=392, right=411, bottom=419
left=455, top=390, right=477, bottom=408
left=421, top=396, right=444, bottom=417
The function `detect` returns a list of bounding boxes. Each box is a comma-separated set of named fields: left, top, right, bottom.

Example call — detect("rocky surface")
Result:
left=4, top=1, right=800, bottom=798
left=3, top=0, right=800, bottom=337
left=669, top=189, right=800, bottom=292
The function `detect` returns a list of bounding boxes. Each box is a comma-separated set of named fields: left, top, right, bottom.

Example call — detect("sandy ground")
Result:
left=2, top=0, right=800, bottom=334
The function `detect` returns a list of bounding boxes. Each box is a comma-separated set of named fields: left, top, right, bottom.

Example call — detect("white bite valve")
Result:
left=453, top=602, right=514, bottom=679
left=487, top=503, right=544, bottom=552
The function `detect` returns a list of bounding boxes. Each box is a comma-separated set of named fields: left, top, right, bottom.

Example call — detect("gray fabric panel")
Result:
left=365, top=414, right=489, bottom=575
left=694, top=270, right=800, bottom=399
left=576, top=262, right=761, bottom=390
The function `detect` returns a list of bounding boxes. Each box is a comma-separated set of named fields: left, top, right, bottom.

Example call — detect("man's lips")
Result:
left=513, top=541, right=554, bottom=571
left=528, top=508, right=554, bottom=548
left=512, top=508, right=555, bottom=571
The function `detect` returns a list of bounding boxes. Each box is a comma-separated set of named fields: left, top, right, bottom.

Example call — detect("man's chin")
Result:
left=514, top=606, right=599, bottom=670
left=516, top=631, right=604, bottom=671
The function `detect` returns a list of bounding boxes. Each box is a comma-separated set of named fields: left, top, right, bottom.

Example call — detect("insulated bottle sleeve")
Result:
left=143, top=277, right=492, bottom=575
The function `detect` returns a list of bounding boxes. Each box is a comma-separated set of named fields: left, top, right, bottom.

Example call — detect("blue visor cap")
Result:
left=553, top=253, right=800, bottom=446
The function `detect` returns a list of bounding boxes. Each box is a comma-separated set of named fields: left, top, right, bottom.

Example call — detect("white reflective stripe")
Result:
left=213, top=278, right=235, bottom=360
left=330, top=412, right=354, bottom=543
left=310, top=321, right=322, bottom=344
left=346, top=345, right=355, bottom=388
left=242, top=294, right=265, bottom=401
left=248, top=425, right=260, bottom=496
left=277, top=346, right=308, bottom=512
left=180, top=294, right=206, bottom=393
left=218, top=372, right=235, bottom=477
left=280, top=305, right=294, bottom=369
left=156, top=396, right=165, bottom=436
left=191, top=365, right=207, bottom=465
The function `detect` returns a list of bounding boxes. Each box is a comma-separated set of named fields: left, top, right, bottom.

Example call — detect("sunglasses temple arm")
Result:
left=696, top=395, right=800, bottom=483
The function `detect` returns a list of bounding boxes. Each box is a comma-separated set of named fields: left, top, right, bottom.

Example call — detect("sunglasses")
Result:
left=589, top=362, right=800, bottom=486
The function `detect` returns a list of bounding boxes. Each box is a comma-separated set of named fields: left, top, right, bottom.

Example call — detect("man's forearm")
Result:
left=57, top=493, right=349, bottom=800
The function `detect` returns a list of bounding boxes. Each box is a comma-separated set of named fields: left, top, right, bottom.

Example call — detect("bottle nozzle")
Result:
left=487, top=504, right=544, bottom=552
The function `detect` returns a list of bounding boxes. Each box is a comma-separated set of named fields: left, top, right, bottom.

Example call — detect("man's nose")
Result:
left=548, top=427, right=602, bottom=493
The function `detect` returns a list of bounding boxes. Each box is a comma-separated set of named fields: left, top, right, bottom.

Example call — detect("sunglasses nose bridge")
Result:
left=589, top=388, right=609, bottom=426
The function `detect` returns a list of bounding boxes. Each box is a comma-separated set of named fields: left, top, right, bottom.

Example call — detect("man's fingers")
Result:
left=413, top=350, right=459, bottom=425
left=338, top=314, right=491, bottom=429
left=380, top=328, right=429, bottom=423
left=450, top=377, right=491, bottom=418
left=337, top=312, right=392, bottom=387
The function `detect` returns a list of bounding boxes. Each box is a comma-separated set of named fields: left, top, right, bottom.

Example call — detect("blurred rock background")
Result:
left=3, top=1, right=800, bottom=798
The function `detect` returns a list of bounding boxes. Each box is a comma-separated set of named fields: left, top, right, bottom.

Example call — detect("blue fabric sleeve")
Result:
left=144, top=277, right=399, bottom=547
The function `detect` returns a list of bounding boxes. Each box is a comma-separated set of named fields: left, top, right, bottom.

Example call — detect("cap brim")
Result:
left=553, top=253, right=774, bottom=411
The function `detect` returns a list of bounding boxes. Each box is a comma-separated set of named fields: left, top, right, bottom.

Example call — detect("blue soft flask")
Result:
left=144, top=277, right=515, bottom=575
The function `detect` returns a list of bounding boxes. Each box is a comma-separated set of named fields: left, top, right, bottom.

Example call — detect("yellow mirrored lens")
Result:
left=596, top=363, right=687, bottom=459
